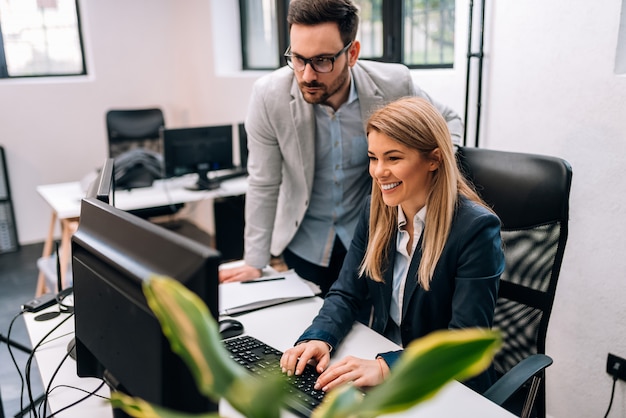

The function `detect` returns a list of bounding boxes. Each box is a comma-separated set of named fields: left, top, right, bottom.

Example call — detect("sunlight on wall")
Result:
left=210, top=0, right=243, bottom=75
left=616, top=0, right=626, bottom=73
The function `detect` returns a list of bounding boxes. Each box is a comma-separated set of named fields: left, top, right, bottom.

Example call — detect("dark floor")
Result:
left=0, top=242, right=45, bottom=418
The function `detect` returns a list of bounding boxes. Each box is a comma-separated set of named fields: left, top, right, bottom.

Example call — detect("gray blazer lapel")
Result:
left=290, top=79, right=316, bottom=192
left=352, top=63, right=385, bottom=132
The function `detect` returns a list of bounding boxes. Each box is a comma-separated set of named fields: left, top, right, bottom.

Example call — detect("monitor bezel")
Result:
left=86, top=157, right=115, bottom=204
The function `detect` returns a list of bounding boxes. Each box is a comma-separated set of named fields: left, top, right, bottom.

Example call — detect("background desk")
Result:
left=25, top=297, right=515, bottom=418
left=35, top=174, right=247, bottom=295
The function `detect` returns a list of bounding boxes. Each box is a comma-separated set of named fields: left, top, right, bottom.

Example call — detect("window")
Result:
left=354, top=0, right=383, bottom=58
left=239, top=0, right=281, bottom=70
left=239, top=0, right=454, bottom=71
left=400, top=0, right=455, bottom=67
left=0, top=0, right=86, bottom=79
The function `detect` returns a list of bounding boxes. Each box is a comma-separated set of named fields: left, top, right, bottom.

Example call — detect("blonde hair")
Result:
left=359, top=97, right=487, bottom=290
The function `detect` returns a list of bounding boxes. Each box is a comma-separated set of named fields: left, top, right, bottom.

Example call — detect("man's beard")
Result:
left=298, top=61, right=350, bottom=106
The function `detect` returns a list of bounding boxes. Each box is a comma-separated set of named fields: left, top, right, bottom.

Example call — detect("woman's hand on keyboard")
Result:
left=280, top=340, right=330, bottom=377
left=314, top=356, right=386, bottom=392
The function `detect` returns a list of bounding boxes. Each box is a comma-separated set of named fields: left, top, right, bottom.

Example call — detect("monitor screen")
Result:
left=238, top=123, right=248, bottom=170
left=72, top=181, right=221, bottom=413
left=162, top=125, right=234, bottom=191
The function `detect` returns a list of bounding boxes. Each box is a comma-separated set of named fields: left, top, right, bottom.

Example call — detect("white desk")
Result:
left=24, top=297, right=515, bottom=418
left=23, top=304, right=111, bottom=418
left=35, top=174, right=248, bottom=295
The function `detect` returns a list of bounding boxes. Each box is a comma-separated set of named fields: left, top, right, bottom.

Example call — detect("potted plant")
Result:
left=110, top=276, right=501, bottom=418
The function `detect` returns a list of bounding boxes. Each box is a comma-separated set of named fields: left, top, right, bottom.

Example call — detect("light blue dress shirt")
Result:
left=287, top=78, right=371, bottom=266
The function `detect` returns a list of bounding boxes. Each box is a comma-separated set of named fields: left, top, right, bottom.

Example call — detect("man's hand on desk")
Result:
left=218, top=264, right=263, bottom=283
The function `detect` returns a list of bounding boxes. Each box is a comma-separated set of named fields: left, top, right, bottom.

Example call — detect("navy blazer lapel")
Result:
left=402, top=236, right=423, bottom=320
left=380, top=248, right=395, bottom=315
left=374, top=224, right=398, bottom=320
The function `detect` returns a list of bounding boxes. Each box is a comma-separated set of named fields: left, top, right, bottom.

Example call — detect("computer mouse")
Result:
left=219, top=318, right=244, bottom=339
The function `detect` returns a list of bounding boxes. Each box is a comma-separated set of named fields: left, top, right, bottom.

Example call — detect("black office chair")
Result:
left=105, top=108, right=183, bottom=219
left=106, top=108, right=164, bottom=158
left=457, top=146, right=573, bottom=418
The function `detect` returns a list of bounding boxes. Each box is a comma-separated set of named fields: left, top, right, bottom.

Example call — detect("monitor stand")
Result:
left=67, top=337, right=77, bottom=360
left=185, top=169, right=220, bottom=191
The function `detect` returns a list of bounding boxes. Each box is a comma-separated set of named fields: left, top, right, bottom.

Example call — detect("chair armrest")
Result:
left=483, top=354, right=553, bottom=405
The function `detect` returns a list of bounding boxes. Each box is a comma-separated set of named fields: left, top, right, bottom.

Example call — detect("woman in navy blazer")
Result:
left=280, top=97, right=505, bottom=394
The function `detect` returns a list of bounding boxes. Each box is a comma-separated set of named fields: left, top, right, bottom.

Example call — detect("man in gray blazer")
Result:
left=219, top=0, right=463, bottom=296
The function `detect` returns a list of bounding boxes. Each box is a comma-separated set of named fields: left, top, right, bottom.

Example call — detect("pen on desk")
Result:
left=241, top=277, right=285, bottom=284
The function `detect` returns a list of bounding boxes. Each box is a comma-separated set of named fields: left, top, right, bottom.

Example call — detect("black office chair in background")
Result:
left=106, top=108, right=164, bottom=157
left=457, top=147, right=573, bottom=418
left=105, top=108, right=183, bottom=219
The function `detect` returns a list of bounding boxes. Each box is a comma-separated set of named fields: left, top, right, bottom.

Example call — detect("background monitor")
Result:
left=86, top=158, right=115, bottom=204
left=72, top=162, right=221, bottom=414
left=237, top=123, right=248, bottom=170
left=162, top=125, right=234, bottom=191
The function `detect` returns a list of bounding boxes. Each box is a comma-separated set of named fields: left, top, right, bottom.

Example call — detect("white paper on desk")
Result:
left=219, top=269, right=316, bottom=316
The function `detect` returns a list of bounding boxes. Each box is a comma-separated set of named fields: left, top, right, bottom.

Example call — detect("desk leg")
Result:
left=59, top=218, right=79, bottom=290
left=36, top=212, right=58, bottom=296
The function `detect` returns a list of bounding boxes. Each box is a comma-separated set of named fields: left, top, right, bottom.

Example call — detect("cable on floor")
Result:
left=603, top=375, right=618, bottom=418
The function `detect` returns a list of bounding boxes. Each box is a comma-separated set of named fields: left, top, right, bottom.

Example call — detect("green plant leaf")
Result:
left=142, top=275, right=243, bottom=398
left=110, top=392, right=219, bottom=418
left=141, top=275, right=284, bottom=418
left=311, top=385, right=364, bottom=418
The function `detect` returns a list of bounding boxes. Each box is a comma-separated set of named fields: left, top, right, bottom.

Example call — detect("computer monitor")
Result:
left=162, top=125, right=234, bottom=191
left=72, top=162, right=221, bottom=414
left=86, top=158, right=115, bottom=204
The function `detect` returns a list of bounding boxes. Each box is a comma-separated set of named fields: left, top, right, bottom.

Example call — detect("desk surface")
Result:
left=25, top=297, right=515, bottom=418
left=24, top=302, right=112, bottom=418
left=36, top=174, right=248, bottom=219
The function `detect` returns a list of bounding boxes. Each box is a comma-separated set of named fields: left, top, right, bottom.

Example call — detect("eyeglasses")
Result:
left=284, top=42, right=353, bottom=73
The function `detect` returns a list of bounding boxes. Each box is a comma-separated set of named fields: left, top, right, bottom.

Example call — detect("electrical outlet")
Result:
left=607, top=353, right=626, bottom=381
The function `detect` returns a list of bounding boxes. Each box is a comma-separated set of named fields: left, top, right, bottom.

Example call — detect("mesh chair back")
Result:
left=457, top=147, right=572, bottom=417
left=106, top=108, right=165, bottom=158
left=105, top=107, right=181, bottom=217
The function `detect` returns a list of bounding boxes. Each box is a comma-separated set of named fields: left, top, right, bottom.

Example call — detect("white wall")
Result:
left=1, top=0, right=625, bottom=416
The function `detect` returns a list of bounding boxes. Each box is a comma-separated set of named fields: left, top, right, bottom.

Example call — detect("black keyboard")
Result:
left=223, top=335, right=326, bottom=417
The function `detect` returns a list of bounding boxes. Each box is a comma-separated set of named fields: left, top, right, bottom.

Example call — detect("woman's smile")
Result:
left=380, top=181, right=401, bottom=191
